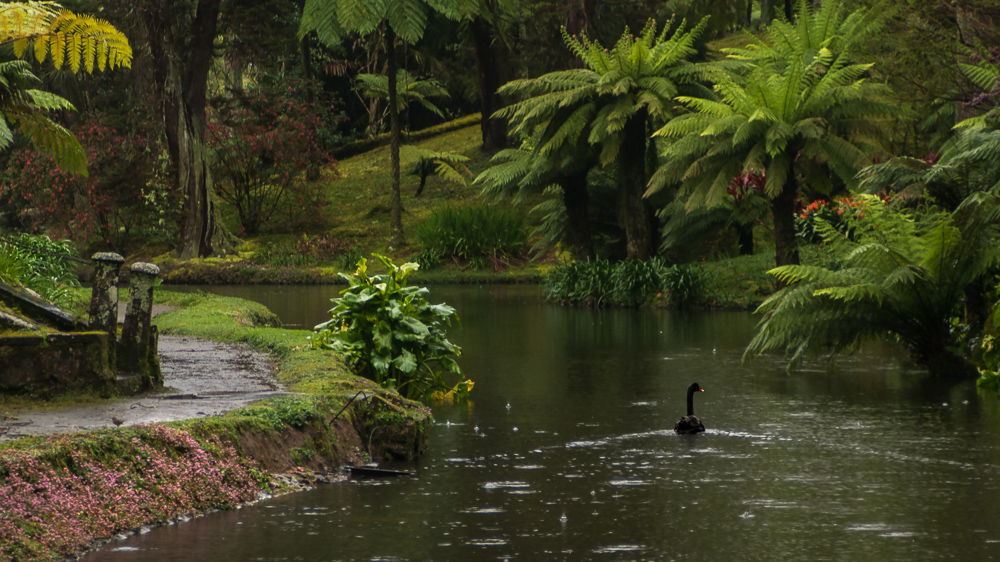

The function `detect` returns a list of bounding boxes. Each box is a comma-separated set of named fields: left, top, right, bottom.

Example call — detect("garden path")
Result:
left=0, top=307, right=285, bottom=442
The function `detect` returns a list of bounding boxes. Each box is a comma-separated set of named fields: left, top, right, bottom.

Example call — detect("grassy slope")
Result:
left=325, top=121, right=491, bottom=255
left=154, top=117, right=550, bottom=284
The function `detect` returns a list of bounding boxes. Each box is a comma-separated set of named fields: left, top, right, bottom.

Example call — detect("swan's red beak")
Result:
left=699, top=388, right=705, bottom=392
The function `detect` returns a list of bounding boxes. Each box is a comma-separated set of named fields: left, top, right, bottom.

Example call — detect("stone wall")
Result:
left=0, top=332, right=114, bottom=395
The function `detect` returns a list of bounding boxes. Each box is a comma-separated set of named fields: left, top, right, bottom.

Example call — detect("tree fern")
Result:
left=654, top=1, right=899, bottom=268
left=355, top=69, right=449, bottom=117
left=745, top=193, right=1000, bottom=377
left=488, top=17, right=708, bottom=259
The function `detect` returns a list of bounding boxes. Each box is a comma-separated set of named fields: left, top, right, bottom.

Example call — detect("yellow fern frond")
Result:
left=0, top=3, right=131, bottom=73
left=0, top=2, right=56, bottom=49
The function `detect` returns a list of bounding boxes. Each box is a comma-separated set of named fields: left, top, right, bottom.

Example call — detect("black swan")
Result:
left=674, top=382, right=705, bottom=434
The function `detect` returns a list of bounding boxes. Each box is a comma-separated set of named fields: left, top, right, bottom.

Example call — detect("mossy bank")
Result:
left=0, top=291, right=431, bottom=561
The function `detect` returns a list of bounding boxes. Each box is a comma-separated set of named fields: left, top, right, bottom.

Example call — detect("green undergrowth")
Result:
left=696, top=253, right=778, bottom=310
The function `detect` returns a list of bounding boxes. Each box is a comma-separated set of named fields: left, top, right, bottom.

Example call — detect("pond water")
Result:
left=87, top=284, right=1000, bottom=561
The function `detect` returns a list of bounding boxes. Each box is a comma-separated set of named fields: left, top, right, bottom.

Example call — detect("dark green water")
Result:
left=87, top=285, right=1000, bottom=561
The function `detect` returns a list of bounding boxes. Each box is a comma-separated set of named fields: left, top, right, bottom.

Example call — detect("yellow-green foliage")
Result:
left=0, top=1, right=132, bottom=72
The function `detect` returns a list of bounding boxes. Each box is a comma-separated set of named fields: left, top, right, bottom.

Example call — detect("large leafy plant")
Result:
left=312, top=254, right=466, bottom=401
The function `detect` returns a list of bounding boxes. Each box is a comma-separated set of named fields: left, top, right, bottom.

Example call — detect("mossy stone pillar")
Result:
left=88, top=252, right=125, bottom=364
left=119, top=262, right=160, bottom=385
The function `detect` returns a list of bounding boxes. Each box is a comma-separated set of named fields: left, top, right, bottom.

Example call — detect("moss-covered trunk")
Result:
left=561, top=171, right=595, bottom=261
left=621, top=112, right=654, bottom=260
left=144, top=0, right=234, bottom=259
left=771, top=174, right=800, bottom=271
left=387, top=27, right=405, bottom=248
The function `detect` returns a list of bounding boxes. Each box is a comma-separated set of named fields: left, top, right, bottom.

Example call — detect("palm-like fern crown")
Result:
left=862, top=46, right=1000, bottom=208
left=300, top=0, right=483, bottom=46
left=400, top=144, right=471, bottom=186
left=495, top=17, right=707, bottom=169
left=652, top=0, right=899, bottom=207
left=475, top=128, right=594, bottom=204
left=861, top=127, right=1000, bottom=210
left=956, top=44, right=1000, bottom=131
left=355, top=69, right=450, bottom=117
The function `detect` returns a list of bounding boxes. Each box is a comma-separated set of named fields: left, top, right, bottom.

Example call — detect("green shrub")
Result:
left=0, top=234, right=81, bottom=306
left=544, top=259, right=615, bottom=306
left=414, top=206, right=527, bottom=269
left=249, top=234, right=355, bottom=268
left=337, top=246, right=364, bottom=271
left=312, top=254, right=467, bottom=401
left=249, top=242, right=318, bottom=268
left=662, top=264, right=702, bottom=308
left=698, top=253, right=777, bottom=309
left=545, top=258, right=701, bottom=308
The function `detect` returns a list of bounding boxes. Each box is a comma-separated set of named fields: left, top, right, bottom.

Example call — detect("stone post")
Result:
left=89, top=252, right=125, bottom=376
left=88, top=252, right=125, bottom=335
left=118, top=263, right=160, bottom=385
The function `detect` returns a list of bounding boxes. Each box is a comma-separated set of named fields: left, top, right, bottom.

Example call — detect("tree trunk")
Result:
left=784, top=0, right=794, bottom=21
left=302, top=36, right=314, bottom=105
left=564, top=0, right=590, bottom=68
left=737, top=222, right=754, bottom=255
left=737, top=0, right=750, bottom=28
left=144, top=0, right=234, bottom=259
left=171, top=95, right=230, bottom=259
left=771, top=173, right=800, bottom=271
left=964, top=277, right=989, bottom=335
left=560, top=171, right=595, bottom=261
left=470, top=15, right=508, bottom=151
left=302, top=35, right=321, bottom=181
left=760, top=0, right=774, bottom=26
left=921, top=331, right=980, bottom=378
left=387, top=27, right=405, bottom=248
left=621, top=113, right=653, bottom=260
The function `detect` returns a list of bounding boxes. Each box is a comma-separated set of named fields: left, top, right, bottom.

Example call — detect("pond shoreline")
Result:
left=0, top=292, right=431, bottom=561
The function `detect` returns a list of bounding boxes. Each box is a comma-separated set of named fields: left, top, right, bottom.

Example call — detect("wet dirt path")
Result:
left=0, top=335, right=287, bottom=442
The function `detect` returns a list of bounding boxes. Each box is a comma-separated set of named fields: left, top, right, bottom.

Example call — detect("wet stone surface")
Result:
left=0, top=335, right=287, bottom=442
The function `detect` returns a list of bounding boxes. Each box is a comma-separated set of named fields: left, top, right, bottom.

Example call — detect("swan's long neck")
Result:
left=686, top=388, right=696, bottom=416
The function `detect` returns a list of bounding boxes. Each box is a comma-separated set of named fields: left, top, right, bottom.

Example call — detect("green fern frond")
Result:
left=25, top=88, right=74, bottom=111
left=6, top=105, right=86, bottom=175
left=386, top=0, right=427, bottom=43
left=300, top=0, right=347, bottom=44
left=959, top=63, right=999, bottom=92
left=538, top=104, right=592, bottom=155
left=338, top=0, right=385, bottom=37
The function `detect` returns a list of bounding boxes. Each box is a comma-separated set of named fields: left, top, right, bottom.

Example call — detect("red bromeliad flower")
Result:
left=727, top=169, right=766, bottom=201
